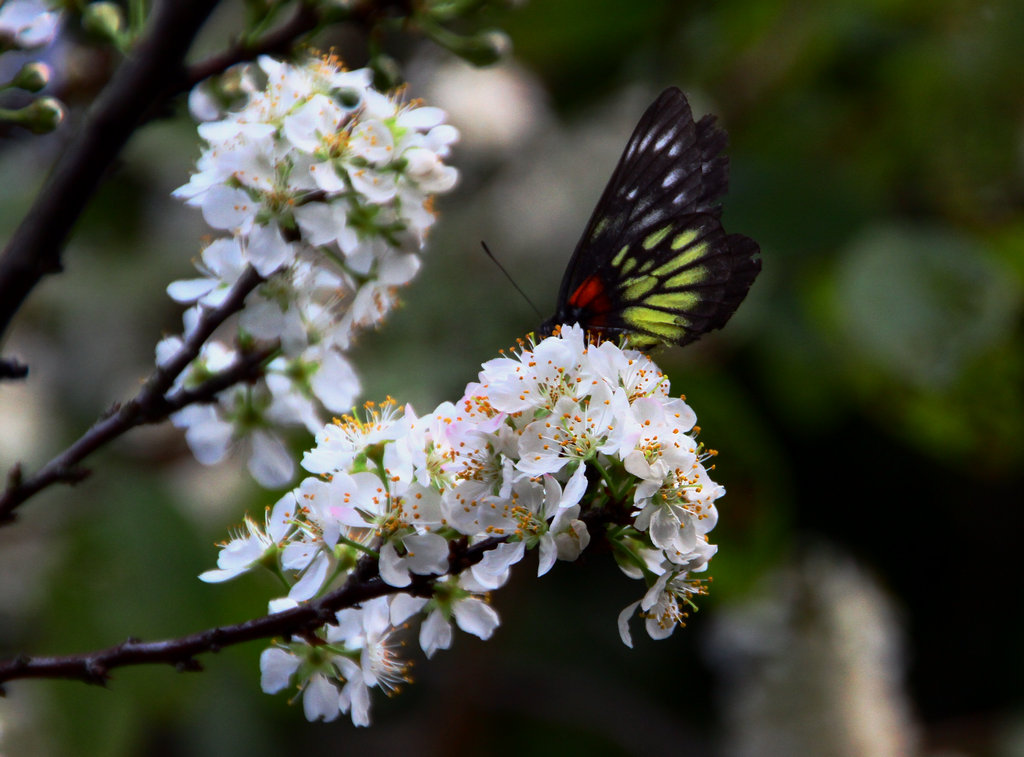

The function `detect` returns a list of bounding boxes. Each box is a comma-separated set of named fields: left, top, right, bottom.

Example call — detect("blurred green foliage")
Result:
left=2, top=0, right=1022, bottom=754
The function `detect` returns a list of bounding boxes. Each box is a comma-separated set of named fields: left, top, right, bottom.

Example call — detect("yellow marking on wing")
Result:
left=611, top=245, right=631, bottom=267
left=671, top=230, right=699, bottom=250
left=646, top=291, right=699, bottom=311
left=626, top=333, right=660, bottom=349
left=622, top=275, right=658, bottom=300
left=665, top=266, right=707, bottom=288
left=623, top=306, right=690, bottom=337
left=652, top=243, right=707, bottom=276
left=642, top=225, right=673, bottom=251
left=590, top=217, right=609, bottom=241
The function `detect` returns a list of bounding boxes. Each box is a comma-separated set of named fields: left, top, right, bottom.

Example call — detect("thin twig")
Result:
left=0, top=537, right=504, bottom=689
left=182, top=2, right=323, bottom=91
left=0, top=267, right=268, bottom=526
left=0, top=0, right=222, bottom=343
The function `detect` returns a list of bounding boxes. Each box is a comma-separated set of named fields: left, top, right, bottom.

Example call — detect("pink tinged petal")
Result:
left=248, top=430, right=295, bottom=488
left=419, top=609, right=452, bottom=659
left=452, top=597, right=500, bottom=640
left=617, top=601, right=641, bottom=648
left=259, top=648, right=300, bottom=693
left=303, top=674, right=341, bottom=722
left=196, top=185, right=255, bottom=232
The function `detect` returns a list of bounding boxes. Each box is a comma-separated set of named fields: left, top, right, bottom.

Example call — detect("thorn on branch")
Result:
left=6, top=463, right=22, bottom=490
left=83, top=659, right=110, bottom=686
left=174, top=658, right=203, bottom=673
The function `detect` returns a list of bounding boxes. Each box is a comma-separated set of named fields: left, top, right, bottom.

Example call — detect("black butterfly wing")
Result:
left=542, top=87, right=761, bottom=349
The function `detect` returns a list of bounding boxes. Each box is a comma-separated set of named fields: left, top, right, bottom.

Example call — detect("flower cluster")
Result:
left=204, top=325, right=724, bottom=724
left=163, top=54, right=459, bottom=487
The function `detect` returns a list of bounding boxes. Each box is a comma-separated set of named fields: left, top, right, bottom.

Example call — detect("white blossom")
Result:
left=207, top=324, right=726, bottom=723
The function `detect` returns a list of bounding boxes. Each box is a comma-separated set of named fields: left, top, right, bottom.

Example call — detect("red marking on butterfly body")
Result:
left=568, top=275, right=612, bottom=326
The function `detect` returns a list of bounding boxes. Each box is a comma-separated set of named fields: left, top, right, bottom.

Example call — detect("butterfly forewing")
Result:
left=543, top=87, right=760, bottom=349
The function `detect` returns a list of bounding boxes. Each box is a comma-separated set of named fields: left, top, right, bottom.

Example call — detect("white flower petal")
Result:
left=260, top=647, right=300, bottom=693
left=617, top=601, right=641, bottom=648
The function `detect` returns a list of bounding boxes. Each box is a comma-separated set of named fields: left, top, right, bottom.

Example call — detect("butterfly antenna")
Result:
left=480, top=241, right=543, bottom=319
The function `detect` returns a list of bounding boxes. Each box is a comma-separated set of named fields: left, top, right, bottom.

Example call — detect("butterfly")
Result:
left=539, top=87, right=761, bottom=350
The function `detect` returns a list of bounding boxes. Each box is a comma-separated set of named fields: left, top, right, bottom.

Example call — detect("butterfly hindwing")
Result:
left=542, top=87, right=761, bottom=349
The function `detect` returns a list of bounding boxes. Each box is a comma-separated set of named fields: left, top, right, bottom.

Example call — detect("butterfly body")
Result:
left=540, top=88, right=761, bottom=349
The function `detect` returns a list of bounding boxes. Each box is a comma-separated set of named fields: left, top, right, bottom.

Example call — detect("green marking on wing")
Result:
left=590, top=217, right=609, bottom=241
left=642, top=225, right=673, bottom=251
left=622, top=306, right=690, bottom=338
left=665, top=266, right=707, bottom=288
left=646, top=291, right=700, bottom=311
left=622, top=274, right=658, bottom=300
left=611, top=244, right=631, bottom=267
left=671, top=229, right=699, bottom=251
left=651, top=242, right=708, bottom=277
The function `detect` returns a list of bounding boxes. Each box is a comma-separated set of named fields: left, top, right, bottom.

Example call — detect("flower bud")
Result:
left=82, top=1, right=124, bottom=43
left=423, top=22, right=511, bottom=67
left=7, top=96, right=65, bottom=133
left=10, top=61, right=50, bottom=92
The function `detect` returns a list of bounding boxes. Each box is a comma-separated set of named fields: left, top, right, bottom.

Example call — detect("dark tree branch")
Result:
left=0, top=267, right=268, bottom=526
left=0, top=0, right=222, bottom=343
left=183, top=2, right=323, bottom=91
left=0, top=537, right=504, bottom=689
left=179, top=0, right=421, bottom=95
